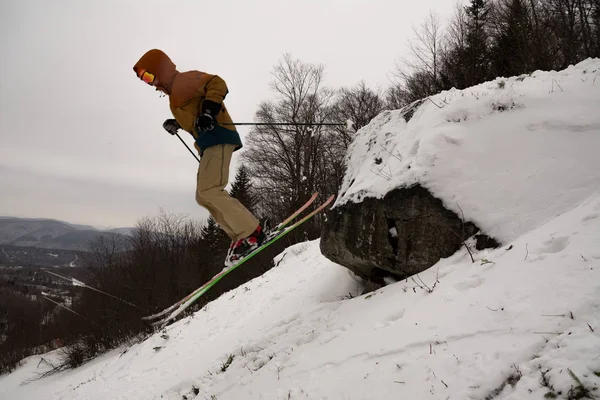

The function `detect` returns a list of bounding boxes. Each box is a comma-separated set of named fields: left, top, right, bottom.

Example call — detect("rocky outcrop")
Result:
left=320, top=185, right=498, bottom=284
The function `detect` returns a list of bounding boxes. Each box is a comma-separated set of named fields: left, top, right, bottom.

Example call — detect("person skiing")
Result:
left=133, top=49, right=266, bottom=266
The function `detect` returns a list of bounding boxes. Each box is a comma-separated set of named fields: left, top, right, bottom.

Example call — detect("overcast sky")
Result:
left=0, top=0, right=461, bottom=229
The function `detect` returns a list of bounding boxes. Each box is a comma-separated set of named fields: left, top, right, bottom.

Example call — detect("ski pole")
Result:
left=223, top=122, right=346, bottom=127
left=43, top=270, right=141, bottom=310
left=174, top=122, right=347, bottom=164
left=41, top=293, right=86, bottom=318
left=175, top=132, right=200, bottom=163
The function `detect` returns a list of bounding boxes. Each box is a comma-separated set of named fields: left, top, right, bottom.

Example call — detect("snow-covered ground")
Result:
left=1, top=60, right=599, bottom=400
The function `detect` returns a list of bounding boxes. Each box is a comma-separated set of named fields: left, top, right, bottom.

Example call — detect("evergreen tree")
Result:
left=492, top=0, right=532, bottom=77
left=440, top=0, right=491, bottom=90
left=200, top=164, right=260, bottom=253
left=200, top=217, right=229, bottom=251
left=229, top=165, right=259, bottom=216
left=465, top=0, right=492, bottom=86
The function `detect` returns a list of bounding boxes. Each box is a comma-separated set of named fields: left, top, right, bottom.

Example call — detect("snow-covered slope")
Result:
left=2, top=61, right=600, bottom=400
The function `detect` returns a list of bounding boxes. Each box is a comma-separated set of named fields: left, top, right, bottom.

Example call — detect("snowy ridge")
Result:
left=2, top=61, right=600, bottom=399
left=338, top=58, right=600, bottom=243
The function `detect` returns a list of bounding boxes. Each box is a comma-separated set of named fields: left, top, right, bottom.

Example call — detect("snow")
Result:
left=68, top=255, right=78, bottom=268
left=71, top=278, right=84, bottom=287
left=388, top=227, right=398, bottom=238
left=1, top=60, right=600, bottom=400
left=337, top=58, right=600, bottom=244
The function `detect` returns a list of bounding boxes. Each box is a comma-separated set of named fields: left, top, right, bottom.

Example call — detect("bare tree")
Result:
left=440, top=3, right=470, bottom=89
left=385, top=84, right=410, bottom=109
left=448, top=3, right=470, bottom=53
left=541, top=0, right=600, bottom=65
left=326, top=81, right=387, bottom=190
left=242, top=54, right=336, bottom=225
left=330, top=81, right=387, bottom=141
left=393, top=11, right=446, bottom=100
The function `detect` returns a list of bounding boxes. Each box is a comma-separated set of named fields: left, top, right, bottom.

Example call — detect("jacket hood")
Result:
left=133, top=49, right=178, bottom=93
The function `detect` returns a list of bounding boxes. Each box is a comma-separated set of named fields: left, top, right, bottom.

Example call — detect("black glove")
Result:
left=195, top=100, right=222, bottom=132
left=163, top=119, right=180, bottom=135
left=194, top=113, right=214, bottom=133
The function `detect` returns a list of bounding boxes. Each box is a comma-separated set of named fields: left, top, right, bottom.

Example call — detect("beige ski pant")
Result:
left=195, top=144, right=259, bottom=241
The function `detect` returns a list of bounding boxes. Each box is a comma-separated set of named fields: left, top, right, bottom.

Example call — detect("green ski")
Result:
left=151, top=195, right=335, bottom=328
left=142, top=192, right=319, bottom=322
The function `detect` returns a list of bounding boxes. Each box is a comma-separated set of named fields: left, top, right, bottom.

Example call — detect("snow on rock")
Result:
left=338, top=58, right=600, bottom=244
left=388, top=227, right=398, bottom=238
left=1, top=61, right=600, bottom=400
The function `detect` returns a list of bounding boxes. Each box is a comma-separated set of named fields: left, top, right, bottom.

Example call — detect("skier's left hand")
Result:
left=163, top=119, right=180, bottom=135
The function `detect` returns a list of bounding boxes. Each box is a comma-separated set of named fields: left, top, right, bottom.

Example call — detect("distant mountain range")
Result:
left=0, top=217, right=134, bottom=252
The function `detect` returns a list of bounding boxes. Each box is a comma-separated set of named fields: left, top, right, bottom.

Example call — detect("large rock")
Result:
left=320, top=185, right=494, bottom=284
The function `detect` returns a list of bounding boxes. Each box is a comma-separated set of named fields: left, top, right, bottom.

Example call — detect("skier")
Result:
left=133, top=49, right=266, bottom=266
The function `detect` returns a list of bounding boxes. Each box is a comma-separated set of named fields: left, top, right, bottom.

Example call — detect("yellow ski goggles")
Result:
left=137, top=69, right=155, bottom=85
